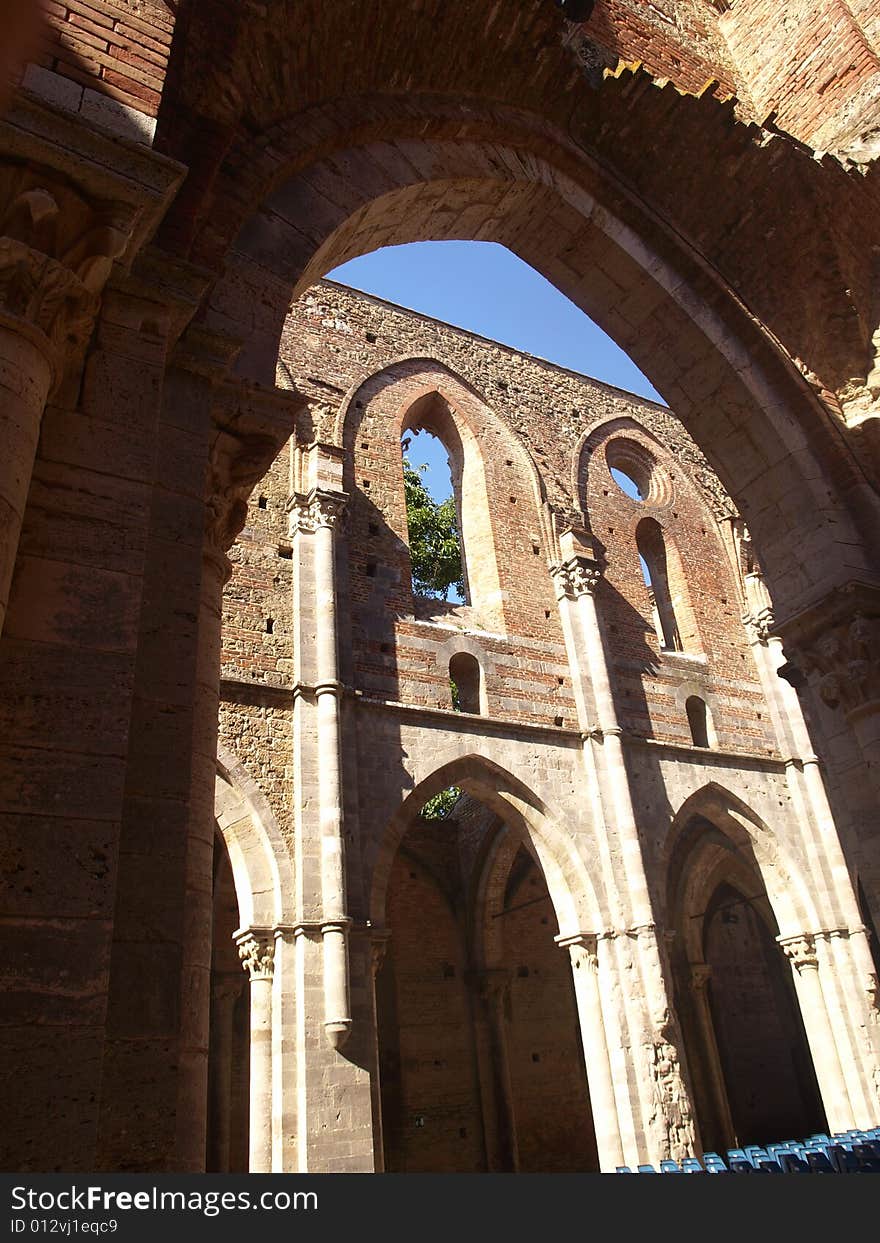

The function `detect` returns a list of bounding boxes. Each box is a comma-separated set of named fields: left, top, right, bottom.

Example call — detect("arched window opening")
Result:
left=686, top=695, right=714, bottom=748
left=402, top=427, right=465, bottom=603
left=606, top=437, right=672, bottom=506
left=449, top=652, right=483, bottom=714
left=636, top=517, right=701, bottom=653
left=636, top=517, right=682, bottom=651
left=400, top=390, right=505, bottom=628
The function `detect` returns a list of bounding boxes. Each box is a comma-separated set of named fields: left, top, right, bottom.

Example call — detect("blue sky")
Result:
left=327, top=240, right=662, bottom=505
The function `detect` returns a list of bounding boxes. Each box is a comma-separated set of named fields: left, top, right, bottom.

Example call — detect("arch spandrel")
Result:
left=215, top=744, right=295, bottom=930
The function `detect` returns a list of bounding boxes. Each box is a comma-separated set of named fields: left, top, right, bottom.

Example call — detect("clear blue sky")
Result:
left=327, top=241, right=662, bottom=404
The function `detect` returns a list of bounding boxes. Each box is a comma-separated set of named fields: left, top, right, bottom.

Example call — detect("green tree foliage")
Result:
left=421, top=786, right=462, bottom=820
left=403, top=457, right=465, bottom=601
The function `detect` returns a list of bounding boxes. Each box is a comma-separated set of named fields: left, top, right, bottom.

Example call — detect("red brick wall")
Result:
left=220, top=281, right=778, bottom=759
left=502, top=857, right=599, bottom=1172
left=379, top=849, right=485, bottom=1173
left=580, top=421, right=774, bottom=753
left=718, top=0, right=880, bottom=140
left=39, top=0, right=173, bottom=116
left=589, top=0, right=737, bottom=95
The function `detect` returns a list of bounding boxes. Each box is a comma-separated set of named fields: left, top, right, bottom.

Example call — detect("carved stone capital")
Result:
left=288, top=487, right=348, bottom=535
left=689, top=962, right=712, bottom=994
left=204, top=383, right=299, bottom=572
left=555, top=931, right=599, bottom=972
left=237, top=931, right=275, bottom=981
left=778, top=933, right=818, bottom=972
left=781, top=596, right=880, bottom=716
left=0, top=162, right=137, bottom=385
left=369, top=933, right=391, bottom=979
left=551, top=555, right=602, bottom=601
left=466, top=967, right=511, bottom=1004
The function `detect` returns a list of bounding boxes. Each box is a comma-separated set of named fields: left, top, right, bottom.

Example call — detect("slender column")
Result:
left=468, top=968, right=519, bottom=1172
left=557, top=933, right=624, bottom=1171
left=208, top=974, right=243, bottom=1172
left=687, top=964, right=735, bottom=1147
left=292, top=486, right=351, bottom=1047
left=744, top=573, right=880, bottom=1119
left=778, top=933, right=856, bottom=1132
left=237, top=929, right=275, bottom=1173
left=551, top=534, right=698, bottom=1162
left=367, top=935, right=391, bottom=1173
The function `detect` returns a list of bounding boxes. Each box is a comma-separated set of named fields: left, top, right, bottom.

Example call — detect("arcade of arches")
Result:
left=2, top=0, right=880, bottom=1174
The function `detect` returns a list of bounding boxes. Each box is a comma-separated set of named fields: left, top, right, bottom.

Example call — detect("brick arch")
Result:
left=369, top=753, right=603, bottom=938
left=336, top=357, right=547, bottom=512
left=666, top=782, right=819, bottom=937
left=214, top=744, right=295, bottom=929
left=200, top=117, right=878, bottom=631
left=336, top=357, right=554, bottom=627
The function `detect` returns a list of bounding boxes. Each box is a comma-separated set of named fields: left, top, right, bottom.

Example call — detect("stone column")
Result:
left=468, top=967, right=519, bottom=1172
left=207, top=974, right=244, bottom=1172
left=237, top=929, right=275, bottom=1173
left=557, top=933, right=624, bottom=1171
left=550, top=530, right=698, bottom=1164
left=290, top=484, right=351, bottom=1047
left=687, top=963, right=735, bottom=1148
left=367, top=935, right=390, bottom=1173
left=0, top=176, right=133, bottom=638
left=744, top=574, right=880, bottom=1121
left=779, top=590, right=880, bottom=926
left=778, top=933, right=856, bottom=1133
left=287, top=443, right=374, bottom=1171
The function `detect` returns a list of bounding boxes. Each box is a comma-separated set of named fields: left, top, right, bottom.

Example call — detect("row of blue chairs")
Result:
left=616, top=1128, right=880, bottom=1174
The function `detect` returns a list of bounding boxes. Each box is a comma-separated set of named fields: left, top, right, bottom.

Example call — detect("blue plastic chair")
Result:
left=700, top=1152, right=728, bottom=1173
left=659, top=1160, right=681, bottom=1174
left=637, top=1164, right=657, bottom=1174
left=680, top=1157, right=704, bottom=1174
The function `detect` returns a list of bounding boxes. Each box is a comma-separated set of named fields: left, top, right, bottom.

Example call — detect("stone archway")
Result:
left=665, top=782, right=878, bottom=1139
left=371, top=761, right=601, bottom=1172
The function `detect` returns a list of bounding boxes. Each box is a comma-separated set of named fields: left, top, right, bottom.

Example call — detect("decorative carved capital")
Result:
left=742, top=605, right=776, bottom=644
left=288, top=487, right=348, bottom=535
left=0, top=163, right=137, bottom=383
left=551, top=555, right=602, bottom=601
left=205, top=404, right=289, bottom=571
left=779, top=933, right=818, bottom=972
left=467, top=967, right=511, bottom=1004
left=786, top=610, right=880, bottom=715
left=237, top=931, right=275, bottom=981
left=689, top=963, right=712, bottom=993
left=369, top=933, right=391, bottom=979
left=555, top=931, right=599, bottom=972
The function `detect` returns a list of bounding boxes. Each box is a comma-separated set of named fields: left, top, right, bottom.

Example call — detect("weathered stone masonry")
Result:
left=3, top=0, right=880, bottom=1175
left=212, top=282, right=880, bottom=1170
